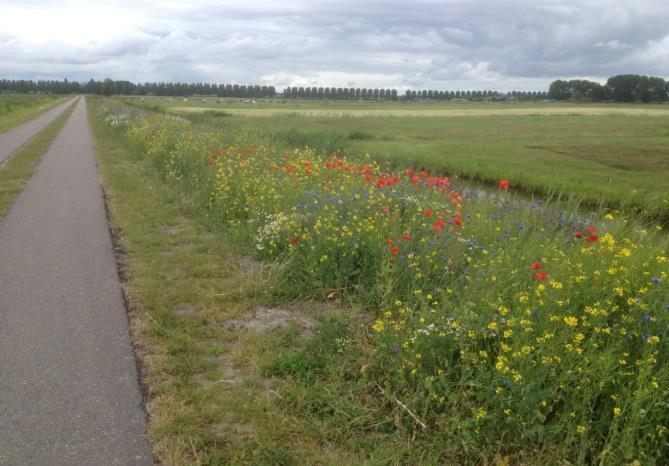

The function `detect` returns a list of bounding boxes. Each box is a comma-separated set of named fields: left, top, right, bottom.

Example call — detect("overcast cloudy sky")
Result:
left=1, top=0, right=667, bottom=91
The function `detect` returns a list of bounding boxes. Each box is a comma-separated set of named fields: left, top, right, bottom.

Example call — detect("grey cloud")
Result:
left=0, top=0, right=667, bottom=89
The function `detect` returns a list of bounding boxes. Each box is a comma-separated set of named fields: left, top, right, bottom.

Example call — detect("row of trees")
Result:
left=284, top=86, right=398, bottom=100
left=283, top=86, right=549, bottom=101
left=4, top=75, right=667, bottom=102
left=405, top=89, right=548, bottom=101
left=1, top=78, right=549, bottom=101
left=0, top=79, right=278, bottom=98
left=548, top=74, right=669, bottom=102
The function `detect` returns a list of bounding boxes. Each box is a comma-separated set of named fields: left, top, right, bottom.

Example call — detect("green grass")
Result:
left=0, top=100, right=76, bottom=219
left=91, top=96, right=669, bottom=465
left=88, top=97, right=384, bottom=465
left=152, top=105, right=669, bottom=222
left=128, top=95, right=669, bottom=112
left=0, top=94, right=69, bottom=133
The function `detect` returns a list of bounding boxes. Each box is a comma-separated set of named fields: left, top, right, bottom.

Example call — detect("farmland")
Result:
left=0, top=94, right=68, bottom=133
left=128, top=97, right=669, bottom=222
left=91, top=96, right=669, bottom=464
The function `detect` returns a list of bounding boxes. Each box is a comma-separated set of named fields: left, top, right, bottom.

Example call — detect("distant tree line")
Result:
left=0, top=78, right=549, bottom=101
left=264, top=86, right=550, bottom=101
left=548, top=74, right=669, bottom=102
left=283, top=86, right=398, bottom=100
left=403, top=89, right=548, bottom=101
left=0, top=78, right=277, bottom=98
left=4, top=75, right=667, bottom=102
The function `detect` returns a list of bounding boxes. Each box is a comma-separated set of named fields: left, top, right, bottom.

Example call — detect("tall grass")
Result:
left=106, top=102, right=669, bottom=463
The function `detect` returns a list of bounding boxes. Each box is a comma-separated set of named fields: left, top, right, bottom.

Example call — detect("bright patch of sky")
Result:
left=1, top=0, right=667, bottom=91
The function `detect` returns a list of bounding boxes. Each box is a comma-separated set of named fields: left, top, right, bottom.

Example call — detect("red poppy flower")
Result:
left=290, top=237, right=299, bottom=245
left=423, top=208, right=433, bottom=217
left=498, top=179, right=510, bottom=190
left=531, top=262, right=541, bottom=270
left=385, top=239, right=393, bottom=245
left=587, top=235, right=599, bottom=243
left=432, top=219, right=446, bottom=233
left=406, top=168, right=415, bottom=177
left=574, top=231, right=583, bottom=239
left=391, top=245, right=399, bottom=256
left=587, top=226, right=598, bottom=235
left=402, top=233, right=411, bottom=241
left=452, top=218, right=463, bottom=227
left=534, top=271, right=549, bottom=281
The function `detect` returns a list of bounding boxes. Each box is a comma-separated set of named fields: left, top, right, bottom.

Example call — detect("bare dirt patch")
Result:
left=174, top=303, right=196, bottom=317
left=225, top=307, right=315, bottom=336
left=211, top=421, right=255, bottom=439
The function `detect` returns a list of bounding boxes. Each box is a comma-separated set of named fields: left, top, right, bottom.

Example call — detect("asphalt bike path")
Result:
left=0, top=98, right=153, bottom=465
left=0, top=98, right=76, bottom=165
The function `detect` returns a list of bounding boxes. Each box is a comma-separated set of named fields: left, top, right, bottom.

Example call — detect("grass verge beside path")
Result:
left=90, top=96, right=669, bottom=465
left=0, top=101, right=76, bottom=220
left=88, top=97, right=385, bottom=465
left=0, top=94, right=69, bottom=134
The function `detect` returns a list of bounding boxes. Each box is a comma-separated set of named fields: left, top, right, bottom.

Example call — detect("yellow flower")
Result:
left=604, top=214, right=614, bottom=221
left=563, top=316, right=578, bottom=327
left=613, top=407, right=622, bottom=416
left=371, top=320, right=385, bottom=333
left=550, top=280, right=563, bottom=290
left=577, top=425, right=586, bottom=434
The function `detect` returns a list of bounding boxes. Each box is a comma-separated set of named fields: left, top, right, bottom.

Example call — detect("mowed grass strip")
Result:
left=0, top=94, right=69, bottom=134
left=88, top=97, right=372, bottom=465
left=0, top=100, right=76, bottom=220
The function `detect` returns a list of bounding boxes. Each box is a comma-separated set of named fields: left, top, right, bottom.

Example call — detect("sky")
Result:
left=0, top=0, right=668, bottom=91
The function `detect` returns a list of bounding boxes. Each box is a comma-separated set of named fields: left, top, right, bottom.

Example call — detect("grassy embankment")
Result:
left=0, top=100, right=76, bottom=219
left=0, top=94, right=69, bottom=134
left=130, top=97, right=669, bottom=222
left=91, top=96, right=669, bottom=465
left=89, top=97, right=370, bottom=464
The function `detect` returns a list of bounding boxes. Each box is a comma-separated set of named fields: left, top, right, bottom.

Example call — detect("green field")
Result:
left=129, top=95, right=669, bottom=113
left=96, top=96, right=669, bottom=464
left=0, top=94, right=68, bottom=133
left=0, top=102, right=76, bottom=218
left=128, top=97, right=669, bottom=221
